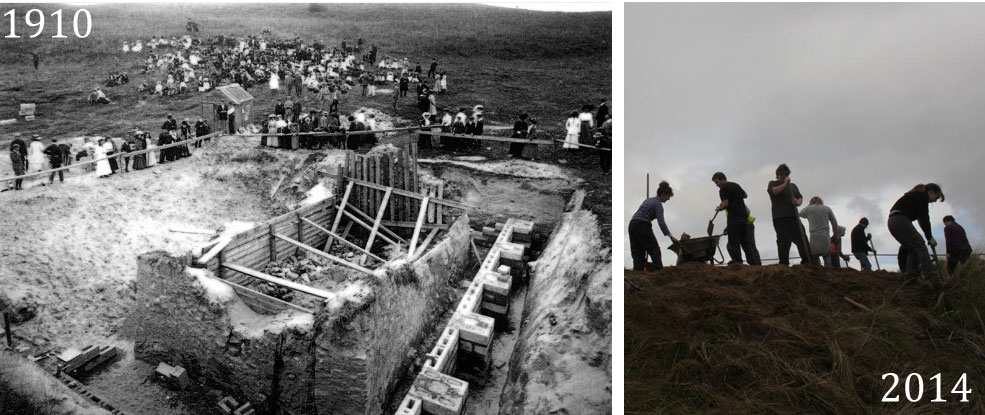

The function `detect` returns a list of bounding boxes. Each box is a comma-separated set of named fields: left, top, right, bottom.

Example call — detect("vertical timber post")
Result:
left=4, top=312, right=12, bottom=347
left=269, top=223, right=277, bottom=263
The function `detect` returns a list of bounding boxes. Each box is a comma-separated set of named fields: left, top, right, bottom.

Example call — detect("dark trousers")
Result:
left=48, top=162, right=63, bottom=183
left=947, top=249, right=972, bottom=274
left=629, top=219, right=662, bottom=271
left=773, top=216, right=810, bottom=266
left=888, top=214, right=937, bottom=279
left=726, top=219, right=761, bottom=265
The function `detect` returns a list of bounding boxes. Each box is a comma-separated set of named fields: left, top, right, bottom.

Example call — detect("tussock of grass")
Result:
left=0, top=351, right=111, bottom=415
left=626, top=261, right=985, bottom=414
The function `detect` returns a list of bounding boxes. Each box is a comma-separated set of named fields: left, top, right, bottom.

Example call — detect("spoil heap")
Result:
left=625, top=259, right=985, bottom=414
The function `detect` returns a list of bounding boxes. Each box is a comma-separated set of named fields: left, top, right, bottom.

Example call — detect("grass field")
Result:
left=1, top=2, right=611, bottom=237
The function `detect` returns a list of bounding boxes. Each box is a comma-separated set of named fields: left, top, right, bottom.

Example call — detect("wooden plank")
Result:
left=342, top=210, right=400, bottom=247
left=401, top=149, right=411, bottom=222
left=346, top=177, right=474, bottom=210
left=326, top=181, right=355, bottom=251
left=374, top=156, right=382, bottom=220
left=295, top=213, right=304, bottom=257
left=302, top=218, right=384, bottom=263
left=197, top=238, right=233, bottom=264
left=224, top=263, right=342, bottom=299
left=223, top=278, right=313, bottom=314
left=416, top=130, right=553, bottom=146
left=437, top=183, right=444, bottom=225
left=379, top=220, right=450, bottom=230
left=361, top=188, right=392, bottom=265
left=268, top=224, right=277, bottom=262
left=387, top=155, right=396, bottom=222
left=361, top=155, right=368, bottom=213
left=408, top=196, right=430, bottom=258
left=414, top=228, right=441, bottom=260
left=345, top=202, right=407, bottom=244
left=273, top=234, right=376, bottom=276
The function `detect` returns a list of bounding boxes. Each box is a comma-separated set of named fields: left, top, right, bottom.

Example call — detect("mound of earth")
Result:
left=625, top=260, right=985, bottom=414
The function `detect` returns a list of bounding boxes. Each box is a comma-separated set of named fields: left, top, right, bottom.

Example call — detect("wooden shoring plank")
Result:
left=387, top=155, right=396, bottom=222
left=224, top=262, right=342, bottom=299
left=326, top=181, right=355, bottom=251
left=374, top=156, right=383, bottom=221
left=295, top=212, right=304, bottom=257
left=341, top=221, right=354, bottom=240
left=345, top=177, right=474, bottom=210
left=302, top=218, right=384, bottom=263
left=437, top=183, right=444, bottom=225
left=401, top=148, right=411, bottom=222
left=361, top=188, right=392, bottom=265
left=222, top=278, right=313, bottom=314
left=342, top=210, right=400, bottom=246
left=361, top=154, right=368, bottom=214
left=273, top=234, right=376, bottom=276
left=345, top=202, right=407, bottom=244
left=268, top=224, right=277, bottom=262
left=413, top=228, right=441, bottom=261
left=415, top=130, right=553, bottom=146
left=408, top=196, right=430, bottom=258
left=380, top=220, right=450, bottom=230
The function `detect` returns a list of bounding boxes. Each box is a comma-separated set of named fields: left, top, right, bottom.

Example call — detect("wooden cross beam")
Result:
left=342, top=210, right=400, bottom=246
left=223, top=263, right=339, bottom=299
left=344, top=202, right=407, bottom=244
left=361, top=188, right=392, bottom=265
left=302, top=218, right=384, bottom=263
left=345, top=177, right=474, bottom=210
left=221, top=277, right=314, bottom=314
left=412, top=228, right=441, bottom=261
left=273, top=234, right=375, bottom=276
left=408, top=196, right=430, bottom=258
left=326, top=181, right=355, bottom=252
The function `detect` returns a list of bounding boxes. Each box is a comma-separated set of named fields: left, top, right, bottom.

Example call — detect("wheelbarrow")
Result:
left=668, top=233, right=725, bottom=265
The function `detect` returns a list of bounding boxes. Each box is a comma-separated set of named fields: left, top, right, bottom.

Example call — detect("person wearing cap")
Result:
left=42, top=138, right=66, bottom=184
left=27, top=135, right=46, bottom=173
left=850, top=217, right=873, bottom=271
left=943, top=215, right=972, bottom=274
left=888, top=183, right=944, bottom=280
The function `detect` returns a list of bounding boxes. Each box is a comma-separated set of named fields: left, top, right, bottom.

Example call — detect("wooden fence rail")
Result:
left=5, top=132, right=222, bottom=182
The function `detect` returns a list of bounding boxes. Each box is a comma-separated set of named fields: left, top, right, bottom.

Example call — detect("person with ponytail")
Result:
left=888, top=183, right=944, bottom=279
left=629, top=181, right=679, bottom=272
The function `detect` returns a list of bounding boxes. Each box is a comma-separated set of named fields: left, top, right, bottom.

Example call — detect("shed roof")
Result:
left=215, top=84, right=254, bottom=105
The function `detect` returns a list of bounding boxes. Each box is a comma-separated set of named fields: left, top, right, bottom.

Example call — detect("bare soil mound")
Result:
left=625, top=260, right=985, bottom=414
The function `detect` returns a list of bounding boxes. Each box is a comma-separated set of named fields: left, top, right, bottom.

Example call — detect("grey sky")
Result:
left=625, top=3, right=984, bottom=268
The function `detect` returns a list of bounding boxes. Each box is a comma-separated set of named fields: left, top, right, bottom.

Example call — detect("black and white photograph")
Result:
left=625, top=3, right=985, bottom=414
left=0, top=3, right=612, bottom=414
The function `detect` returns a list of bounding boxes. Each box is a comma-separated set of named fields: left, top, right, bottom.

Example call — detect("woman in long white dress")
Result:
left=145, top=134, right=157, bottom=167
left=94, top=139, right=112, bottom=177
left=28, top=136, right=46, bottom=173
left=269, top=72, right=280, bottom=91
left=563, top=111, right=580, bottom=149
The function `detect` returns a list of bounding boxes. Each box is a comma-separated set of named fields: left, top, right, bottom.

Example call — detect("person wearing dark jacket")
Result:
left=162, top=114, right=178, bottom=132
left=508, top=113, right=529, bottom=158
left=10, top=135, right=28, bottom=170
left=216, top=103, right=228, bottom=133
left=887, top=183, right=943, bottom=279
left=44, top=139, right=64, bottom=184
left=713, top=172, right=760, bottom=265
left=850, top=217, right=873, bottom=271
left=767, top=163, right=811, bottom=266
left=9, top=143, right=24, bottom=189
left=629, top=181, right=680, bottom=272
left=943, top=215, right=973, bottom=274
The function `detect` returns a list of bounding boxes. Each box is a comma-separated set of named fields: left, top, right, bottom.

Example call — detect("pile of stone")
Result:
left=258, top=254, right=327, bottom=301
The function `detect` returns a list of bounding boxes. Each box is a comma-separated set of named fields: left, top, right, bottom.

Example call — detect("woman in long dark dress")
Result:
left=132, top=131, right=147, bottom=170
left=520, top=118, right=539, bottom=160
left=578, top=104, right=595, bottom=145
left=508, top=113, right=528, bottom=158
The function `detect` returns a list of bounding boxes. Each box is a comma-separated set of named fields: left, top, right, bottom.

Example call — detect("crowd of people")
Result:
left=5, top=115, right=212, bottom=189
left=630, top=165, right=974, bottom=280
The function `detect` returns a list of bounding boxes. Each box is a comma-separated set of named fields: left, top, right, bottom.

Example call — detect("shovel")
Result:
left=707, top=210, right=719, bottom=237
left=867, top=233, right=881, bottom=270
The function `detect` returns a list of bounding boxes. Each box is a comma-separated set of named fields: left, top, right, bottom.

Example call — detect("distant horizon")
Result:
left=66, top=1, right=611, bottom=13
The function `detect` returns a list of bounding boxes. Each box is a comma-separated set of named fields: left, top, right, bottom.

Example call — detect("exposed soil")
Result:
left=625, top=261, right=985, bottom=414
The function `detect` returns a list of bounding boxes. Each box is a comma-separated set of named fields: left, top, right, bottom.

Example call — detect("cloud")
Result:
left=625, top=3, right=985, bottom=268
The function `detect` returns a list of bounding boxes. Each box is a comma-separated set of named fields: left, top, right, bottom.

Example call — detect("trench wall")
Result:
left=498, top=207, right=612, bottom=414
left=122, top=214, right=472, bottom=415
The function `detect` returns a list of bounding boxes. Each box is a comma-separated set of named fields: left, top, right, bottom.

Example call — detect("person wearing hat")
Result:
left=94, top=137, right=112, bottom=177
left=132, top=130, right=148, bottom=171
left=850, top=217, right=873, bottom=271
left=27, top=135, right=46, bottom=173
left=179, top=118, right=192, bottom=157
left=10, top=133, right=28, bottom=171
left=162, top=114, right=178, bottom=132
left=9, top=142, right=25, bottom=190
left=508, top=113, right=529, bottom=158
left=888, top=183, right=944, bottom=280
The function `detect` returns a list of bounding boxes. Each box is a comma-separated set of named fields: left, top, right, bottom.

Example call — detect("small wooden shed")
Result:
left=204, top=83, right=254, bottom=133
